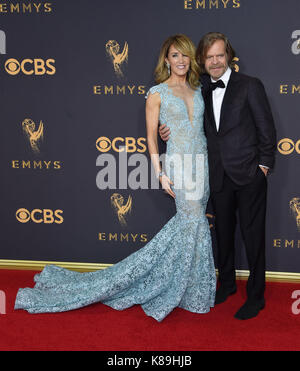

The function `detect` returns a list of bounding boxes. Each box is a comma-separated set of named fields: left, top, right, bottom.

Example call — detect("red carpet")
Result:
left=0, top=269, right=300, bottom=351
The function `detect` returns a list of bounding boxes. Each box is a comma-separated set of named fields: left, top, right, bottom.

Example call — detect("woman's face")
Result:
left=165, top=44, right=191, bottom=78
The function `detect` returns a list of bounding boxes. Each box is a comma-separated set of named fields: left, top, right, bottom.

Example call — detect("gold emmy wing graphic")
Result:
left=205, top=213, right=214, bottom=229
left=105, top=40, right=128, bottom=77
left=22, top=118, right=44, bottom=154
left=290, top=198, right=300, bottom=232
left=233, top=57, right=239, bottom=72
left=111, top=193, right=132, bottom=227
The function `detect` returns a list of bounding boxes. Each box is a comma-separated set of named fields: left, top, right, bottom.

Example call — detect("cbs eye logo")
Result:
left=277, top=138, right=300, bottom=155
left=96, top=136, right=147, bottom=153
left=4, top=58, right=56, bottom=76
left=16, top=208, right=63, bottom=224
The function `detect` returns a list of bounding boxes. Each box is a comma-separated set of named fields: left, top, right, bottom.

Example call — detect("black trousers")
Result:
left=210, top=167, right=267, bottom=304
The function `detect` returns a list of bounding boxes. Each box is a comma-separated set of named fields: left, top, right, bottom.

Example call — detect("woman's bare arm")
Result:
left=146, top=92, right=175, bottom=198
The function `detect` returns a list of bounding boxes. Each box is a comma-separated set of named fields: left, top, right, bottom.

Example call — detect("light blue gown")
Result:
left=15, top=83, right=216, bottom=322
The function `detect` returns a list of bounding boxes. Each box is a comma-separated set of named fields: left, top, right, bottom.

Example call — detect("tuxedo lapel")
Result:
left=218, top=72, right=240, bottom=134
left=205, top=90, right=218, bottom=135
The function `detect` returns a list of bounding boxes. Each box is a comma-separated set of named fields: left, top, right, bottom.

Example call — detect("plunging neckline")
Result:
left=163, top=82, right=197, bottom=126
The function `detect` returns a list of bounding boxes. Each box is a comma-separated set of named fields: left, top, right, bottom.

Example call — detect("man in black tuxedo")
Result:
left=159, top=32, right=277, bottom=320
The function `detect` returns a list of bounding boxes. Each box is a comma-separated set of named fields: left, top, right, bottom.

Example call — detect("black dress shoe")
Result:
left=214, top=287, right=237, bottom=305
left=234, top=300, right=265, bottom=320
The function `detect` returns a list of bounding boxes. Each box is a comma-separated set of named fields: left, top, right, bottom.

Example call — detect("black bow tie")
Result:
left=210, top=79, right=225, bottom=91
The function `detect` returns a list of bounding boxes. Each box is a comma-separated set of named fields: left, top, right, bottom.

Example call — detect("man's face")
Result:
left=204, top=39, right=228, bottom=80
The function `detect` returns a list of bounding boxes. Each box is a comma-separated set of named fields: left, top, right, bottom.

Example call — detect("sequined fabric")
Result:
left=15, top=83, right=216, bottom=322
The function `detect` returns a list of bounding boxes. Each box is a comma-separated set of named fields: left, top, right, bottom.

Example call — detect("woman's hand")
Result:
left=160, top=174, right=175, bottom=199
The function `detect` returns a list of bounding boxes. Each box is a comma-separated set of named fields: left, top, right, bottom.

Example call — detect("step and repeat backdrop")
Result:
left=0, top=0, right=299, bottom=274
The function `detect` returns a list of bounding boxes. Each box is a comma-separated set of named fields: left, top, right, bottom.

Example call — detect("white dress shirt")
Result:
left=211, top=67, right=232, bottom=132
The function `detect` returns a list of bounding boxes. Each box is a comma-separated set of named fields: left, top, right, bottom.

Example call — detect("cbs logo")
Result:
left=277, top=138, right=300, bottom=155
left=96, top=136, right=147, bottom=153
left=5, top=58, right=56, bottom=76
left=16, top=208, right=63, bottom=224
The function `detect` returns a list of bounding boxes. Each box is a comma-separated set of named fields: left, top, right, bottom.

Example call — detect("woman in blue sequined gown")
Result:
left=15, top=35, right=216, bottom=322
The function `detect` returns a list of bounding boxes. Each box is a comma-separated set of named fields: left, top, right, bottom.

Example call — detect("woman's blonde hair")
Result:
left=154, top=34, right=200, bottom=89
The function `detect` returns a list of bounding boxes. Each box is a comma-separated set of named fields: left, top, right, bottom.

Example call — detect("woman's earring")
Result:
left=166, top=63, right=170, bottom=76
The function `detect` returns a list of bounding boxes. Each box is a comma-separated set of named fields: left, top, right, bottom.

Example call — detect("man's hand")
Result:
left=259, top=165, right=268, bottom=176
left=159, top=124, right=171, bottom=142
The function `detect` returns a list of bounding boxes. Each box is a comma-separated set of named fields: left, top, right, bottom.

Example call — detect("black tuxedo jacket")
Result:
left=201, top=71, right=277, bottom=192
